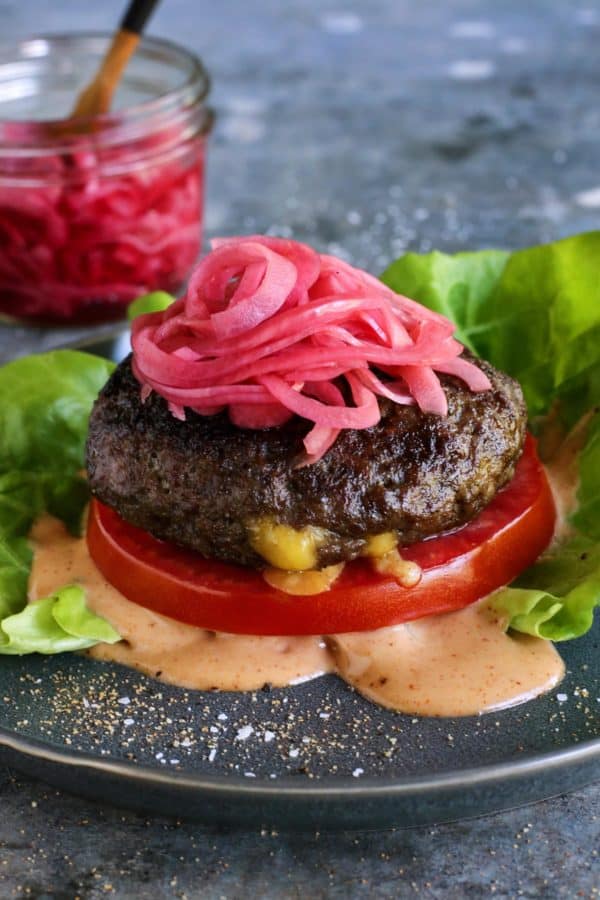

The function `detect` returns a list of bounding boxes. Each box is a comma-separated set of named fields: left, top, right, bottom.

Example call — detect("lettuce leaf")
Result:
left=0, top=350, right=119, bottom=654
left=382, top=231, right=600, bottom=414
left=492, top=537, right=600, bottom=641
left=572, top=409, right=600, bottom=541
left=0, top=584, right=120, bottom=655
left=0, top=350, right=113, bottom=535
left=0, top=536, right=32, bottom=620
left=381, top=232, right=600, bottom=641
left=127, top=290, right=175, bottom=321
left=381, top=248, right=510, bottom=353
left=0, top=469, right=89, bottom=540
left=0, top=350, right=114, bottom=474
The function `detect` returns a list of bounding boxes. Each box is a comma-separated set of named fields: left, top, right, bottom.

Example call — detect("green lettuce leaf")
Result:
left=0, top=536, right=32, bottom=620
left=0, top=470, right=89, bottom=540
left=0, top=584, right=120, bottom=655
left=381, top=231, right=600, bottom=416
left=492, top=537, right=600, bottom=641
left=0, top=348, right=114, bottom=539
left=572, top=409, right=600, bottom=541
left=381, top=248, right=509, bottom=353
left=127, top=290, right=175, bottom=321
left=381, top=232, right=600, bottom=641
left=0, top=471, right=45, bottom=539
left=0, top=350, right=119, bottom=654
left=0, top=350, right=114, bottom=474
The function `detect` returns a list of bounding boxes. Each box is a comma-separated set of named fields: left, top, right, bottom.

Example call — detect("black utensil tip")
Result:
left=120, top=0, right=161, bottom=36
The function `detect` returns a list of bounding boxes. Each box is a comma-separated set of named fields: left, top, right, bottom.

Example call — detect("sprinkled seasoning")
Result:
left=0, top=654, right=597, bottom=782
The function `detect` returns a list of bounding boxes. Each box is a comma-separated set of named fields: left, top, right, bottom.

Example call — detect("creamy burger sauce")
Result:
left=330, top=607, right=562, bottom=715
left=28, top=511, right=564, bottom=717
left=28, top=517, right=331, bottom=691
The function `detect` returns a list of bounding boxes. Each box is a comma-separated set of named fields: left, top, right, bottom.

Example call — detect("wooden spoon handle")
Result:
left=70, top=30, right=138, bottom=118
left=70, top=0, right=161, bottom=119
left=102, top=29, right=140, bottom=85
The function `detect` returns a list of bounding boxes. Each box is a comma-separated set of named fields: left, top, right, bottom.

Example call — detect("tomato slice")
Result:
left=87, top=434, right=556, bottom=635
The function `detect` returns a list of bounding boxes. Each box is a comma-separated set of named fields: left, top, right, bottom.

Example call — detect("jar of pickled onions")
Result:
left=0, top=34, right=212, bottom=324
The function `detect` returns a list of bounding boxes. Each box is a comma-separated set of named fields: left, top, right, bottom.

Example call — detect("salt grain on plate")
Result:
left=235, top=724, right=254, bottom=741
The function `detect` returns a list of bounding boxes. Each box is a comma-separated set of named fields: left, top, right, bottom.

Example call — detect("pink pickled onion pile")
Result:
left=0, top=139, right=204, bottom=322
left=131, top=236, right=492, bottom=463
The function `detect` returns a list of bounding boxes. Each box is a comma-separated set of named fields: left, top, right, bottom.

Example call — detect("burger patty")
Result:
left=86, top=354, right=527, bottom=568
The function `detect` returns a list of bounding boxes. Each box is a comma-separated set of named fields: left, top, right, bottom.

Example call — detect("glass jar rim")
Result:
left=0, top=32, right=212, bottom=151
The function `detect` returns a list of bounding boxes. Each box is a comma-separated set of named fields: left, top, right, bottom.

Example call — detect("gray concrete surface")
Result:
left=0, top=0, right=599, bottom=896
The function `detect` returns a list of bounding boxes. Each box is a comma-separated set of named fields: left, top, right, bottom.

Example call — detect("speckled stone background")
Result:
left=0, top=0, right=599, bottom=896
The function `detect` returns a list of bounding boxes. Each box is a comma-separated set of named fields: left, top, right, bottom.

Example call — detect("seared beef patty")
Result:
left=86, top=355, right=527, bottom=568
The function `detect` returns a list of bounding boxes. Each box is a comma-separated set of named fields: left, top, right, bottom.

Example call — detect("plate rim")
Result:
left=1, top=722, right=598, bottom=798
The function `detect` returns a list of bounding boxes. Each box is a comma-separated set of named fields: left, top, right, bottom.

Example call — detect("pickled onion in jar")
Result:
left=0, top=35, right=212, bottom=324
left=0, top=136, right=205, bottom=323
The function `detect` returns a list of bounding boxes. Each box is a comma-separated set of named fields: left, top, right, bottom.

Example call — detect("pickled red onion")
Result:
left=131, top=236, right=492, bottom=462
left=0, top=136, right=203, bottom=323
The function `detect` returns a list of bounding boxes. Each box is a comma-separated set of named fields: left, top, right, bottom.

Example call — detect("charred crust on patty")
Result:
left=86, top=354, right=527, bottom=568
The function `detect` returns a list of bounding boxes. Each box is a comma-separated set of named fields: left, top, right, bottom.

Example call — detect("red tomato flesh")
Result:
left=87, top=434, right=556, bottom=635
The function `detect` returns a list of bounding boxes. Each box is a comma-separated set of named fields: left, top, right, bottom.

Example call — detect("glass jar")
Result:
left=0, top=33, right=213, bottom=324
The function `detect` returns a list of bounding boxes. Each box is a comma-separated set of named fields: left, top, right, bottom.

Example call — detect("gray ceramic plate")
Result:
left=0, top=332, right=598, bottom=830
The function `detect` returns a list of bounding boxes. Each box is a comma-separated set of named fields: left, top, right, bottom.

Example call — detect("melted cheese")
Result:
left=248, top=518, right=331, bottom=570
left=263, top=563, right=344, bottom=595
left=361, top=532, right=398, bottom=557
left=371, top=549, right=422, bottom=587
left=249, top=519, right=412, bottom=594
left=249, top=517, right=403, bottom=573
